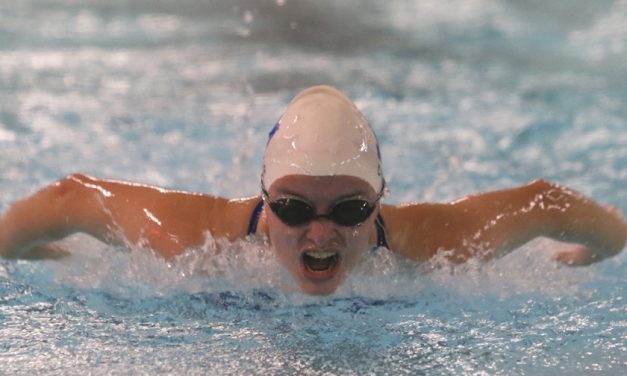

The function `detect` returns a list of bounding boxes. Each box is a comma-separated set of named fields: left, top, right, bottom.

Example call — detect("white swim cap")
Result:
left=262, top=85, right=383, bottom=192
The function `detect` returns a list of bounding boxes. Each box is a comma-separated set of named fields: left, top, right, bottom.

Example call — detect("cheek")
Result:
left=351, top=215, right=378, bottom=243
left=341, top=216, right=378, bottom=264
left=345, top=228, right=364, bottom=246
left=267, top=218, right=299, bottom=259
left=343, top=224, right=372, bottom=252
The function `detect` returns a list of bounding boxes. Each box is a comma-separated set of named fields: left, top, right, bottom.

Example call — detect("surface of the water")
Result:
left=1, top=0, right=626, bottom=374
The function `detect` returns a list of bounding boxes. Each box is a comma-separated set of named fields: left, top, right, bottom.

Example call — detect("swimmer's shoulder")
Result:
left=153, top=191, right=261, bottom=242
left=70, top=174, right=261, bottom=242
left=380, top=202, right=459, bottom=260
left=209, top=195, right=262, bottom=240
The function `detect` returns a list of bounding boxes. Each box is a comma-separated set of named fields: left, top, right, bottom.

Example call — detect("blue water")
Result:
left=1, top=0, right=626, bottom=374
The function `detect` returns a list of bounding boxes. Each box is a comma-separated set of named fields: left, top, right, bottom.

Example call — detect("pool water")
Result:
left=1, top=0, right=626, bottom=374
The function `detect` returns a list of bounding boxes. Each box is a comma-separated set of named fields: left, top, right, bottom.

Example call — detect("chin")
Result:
left=297, top=279, right=342, bottom=295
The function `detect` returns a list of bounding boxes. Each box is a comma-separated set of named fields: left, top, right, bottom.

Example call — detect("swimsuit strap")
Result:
left=247, top=199, right=390, bottom=250
left=247, top=200, right=265, bottom=235
left=375, top=213, right=389, bottom=249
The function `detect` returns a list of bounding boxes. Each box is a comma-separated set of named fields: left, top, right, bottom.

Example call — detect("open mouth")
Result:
left=302, top=251, right=339, bottom=274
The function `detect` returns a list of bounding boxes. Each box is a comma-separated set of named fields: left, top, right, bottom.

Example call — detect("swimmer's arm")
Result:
left=0, top=173, right=257, bottom=260
left=382, top=180, right=627, bottom=265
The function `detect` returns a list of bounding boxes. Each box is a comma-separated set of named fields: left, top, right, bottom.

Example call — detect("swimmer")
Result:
left=1, top=85, right=626, bottom=295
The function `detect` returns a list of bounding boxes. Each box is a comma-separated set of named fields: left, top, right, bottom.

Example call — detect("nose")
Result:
left=305, top=218, right=338, bottom=247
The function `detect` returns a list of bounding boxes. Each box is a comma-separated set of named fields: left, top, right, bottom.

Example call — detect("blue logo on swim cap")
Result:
left=268, top=121, right=280, bottom=140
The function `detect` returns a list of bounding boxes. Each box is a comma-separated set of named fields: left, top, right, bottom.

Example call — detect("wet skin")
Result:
left=1, top=174, right=625, bottom=295
left=264, top=175, right=380, bottom=295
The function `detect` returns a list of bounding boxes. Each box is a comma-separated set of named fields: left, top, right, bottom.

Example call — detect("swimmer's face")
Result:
left=265, top=175, right=379, bottom=295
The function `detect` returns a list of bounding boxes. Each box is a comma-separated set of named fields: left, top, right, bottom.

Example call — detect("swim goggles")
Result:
left=262, top=188, right=384, bottom=227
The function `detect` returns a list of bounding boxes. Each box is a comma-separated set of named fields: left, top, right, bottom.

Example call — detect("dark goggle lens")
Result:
left=330, top=200, right=373, bottom=226
left=269, top=198, right=374, bottom=227
left=269, top=199, right=314, bottom=226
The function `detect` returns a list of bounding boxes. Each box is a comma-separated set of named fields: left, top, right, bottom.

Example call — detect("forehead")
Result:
left=268, top=175, right=375, bottom=201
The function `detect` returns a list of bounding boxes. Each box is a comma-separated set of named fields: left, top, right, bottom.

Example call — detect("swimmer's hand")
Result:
left=553, top=205, right=626, bottom=266
left=553, top=243, right=603, bottom=266
left=18, top=244, right=71, bottom=260
left=0, top=225, right=68, bottom=260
